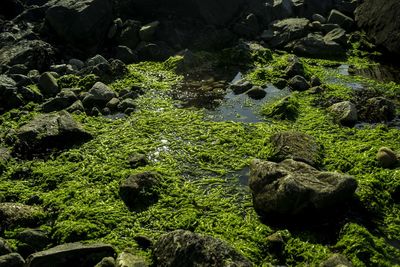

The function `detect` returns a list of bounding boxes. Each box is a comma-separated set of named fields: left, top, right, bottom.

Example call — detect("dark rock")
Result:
left=49, top=64, right=75, bottom=76
left=39, top=72, right=59, bottom=97
left=262, top=96, right=299, bottom=120
left=312, top=14, right=326, bottom=24
left=355, top=0, right=400, bottom=56
left=91, top=107, right=101, bottom=116
left=7, top=64, right=28, bottom=75
left=128, top=154, right=148, bottom=169
left=68, top=59, right=85, bottom=71
left=359, top=97, right=396, bottom=122
left=117, top=98, right=136, bottom=112
left=0, top=40, right=55, bottom=72
left=273, top=78, right=287, bottom=89
left=15, top=229, right=50, bottom=252
left=288, top=75, right=309, bottom=91
left=82, top=82, right=117, bottom=109
left=327, top=9, right=354, bottom=31
left=0, top=148, right=11, bottom=175
left=19, top=85, right=42, bottom=105
left=133, top=236, right=153, bottom=250
left=41, top=89, right=78, bottom=113
left=87, top=55, right=109, bottom=67
left=320, top=253, right=353, bottom=267
left=376, top=147, right=399, bottom=168
left=116, top=252, right=148, bottom=267
left=45, top=0, right=113, bottom=53
left=266, top=231, right=290, bottom=256
left=249, top=159, right=357, bottom=218
left=114, top=46, right=137, bottom=64
left=0, top=203, right=43, bottom=230
left=136, top=42, right=170, bottom=61
left=269, top=131, right=323, bottom=167
left=328, top=101, right=357, bottom=126
left=268, top=18, right=311, bottom=48
left=284, top=55, right=305, bottom=78
left=119, top=172, right=161, bottom=210
left=324, top=27, right=347, bottom=46
left=9, top=74, right=32, bottom=87
left=110, top=59, right=128, bottom=78
left=230, top=80, right=253, bottom=95
left=0, top=239, right=12, bottom=256
left=153, top=230, right=252, bottom=267
left=13, top=111, right=92, bottom=157
left=246, top=86, right=266, bottom=100
left=0, top=253, right=24, bottom=267
left=95, top=257, right=115, bottom=267
left=139, top=21, right=160, bottom=42
left=310, top=75, right=322, bottom=87
left=320, top=23, right=341, bottom=33
left=0, top=0, right=24, bottom=20
left=0, top=75, right=22, bottom=112
left=25, top=243, right=116, bottom=267
left=106, top=98, right=120, bottom=111
left=233, top=13, right=260, bottom=38
left=117, top=20, right=141, bottom=50
left=66, top=100, right=85, bottom=114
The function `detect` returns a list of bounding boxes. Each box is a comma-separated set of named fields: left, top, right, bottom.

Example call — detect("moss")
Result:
left=261, top=95, right=300, bottom=120
left=57, top=74, right=99, bottom=91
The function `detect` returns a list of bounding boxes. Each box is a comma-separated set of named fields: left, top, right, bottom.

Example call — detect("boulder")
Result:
left=268, top=18, right=311, bottom=48
left=116, top=252, right=149, bottom=267
left=355, top=0, right=400, bottom=56
left=0, top=203, right=43, bottom=230
left=0, top=239, right=12, bottom=256
left=94, top=257, right=115, bottom=267
left=25, top=243, right=116, bottom=267
left=41, top=89, right=78, bottom=112
left=246, top=86, right=266, bottom=100
left=328, top=101, right=357, bottom=126
left=327, top=9, right=354, bottom=31
left=288, top=75, right=309, bottom=91
left=320, top=253, right=353, bottom=267
left=117, top=20, right=141, bottom=50
left=284, top=55, right=305, bottom=78
left=153, top=230, right=252, bottom=266
left=39, top=72, right=59, bottom=96
left=15, top=228, right=50, bottom=252
left=82, top=82, right=117, bottom=109
left=0, top=253, right=24, bottom=267
left=0, top=75, right=23, bottom=112
left=359, top=97, right=396, bottom=123
left=376, top=147, right=399, bottom=168
left=139, top=21, right=160, bottom=42
left=312, top=14, right=326, bottom=24
left=324, top=27, right=347, bottom=46
left=45, top=0, right=113, bottom=53
left=249, top=159, right=357, bottom=218
left=119, top=172, right=161, bottom=210
left=230, top=79, right=253, bottom=95
left=269, top=131, right=323, bottom=167
left=13, top=111, right=92, bottom=157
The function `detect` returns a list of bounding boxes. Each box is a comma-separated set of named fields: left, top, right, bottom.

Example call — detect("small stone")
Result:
left=128, top=154, right=148, bottom=169
left=273, top=78, right=287, bottom=89
left=310, top=75, right=322, bottom=87
left=376, top=147, right=399, bottom=168
left=230, top=80, right=252, bottom=95
left=39, top=72, right=59, bottom=96
left=87, top=55, right=109, bottom=67
left=117, top=98, right=136, bottom=112
left=288, top=75, right=310, bottom=91
left=106, top=98, right=120, bottom=111
left=328, top=101, right=358, bottom=126
left=246, top=86, right=266, bottom=100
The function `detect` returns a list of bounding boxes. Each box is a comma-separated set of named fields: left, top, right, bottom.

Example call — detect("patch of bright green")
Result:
left=57, top=74, right=99, bottom=91
left=261, top=95, right=299, bottom=120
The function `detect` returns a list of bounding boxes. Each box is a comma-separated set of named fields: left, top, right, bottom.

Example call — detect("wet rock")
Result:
left=0, top=239, right=12, bottom=256
left=268, top=18, right=311, bottom=48
left=25, top=242, right=116, bottom=267
left=114, top=46, right=137, bottom=64
left=360, top=97, right=396, bottom=123
left=230, top=80, right=253, bottom=95
left=246, top=86, right=266, bottom=100
left=284, top=55, right=305, bottom=78
left=153, top=230, right=252, bottom=267
left=376, top=147, right=399, bottom=168
left=15, top=228, right=50, bottom=252
left=117, top=20, right=141, bottom=50
left=288, top=75, right=309, bottom=91
left=355, top=0, right=400, bottom=56
left=116, top=252, right=148, bottom=267
left=117, top=98, right=136, bottom=112
left=324, top=27, right=347, bottom=46
left=128, top=154, right=148, bottom=169
left=45, top=0, right=113, bottom=53
left=233, top=13, right=260, bottom=38
left=13, top=111, right=92, bottom=157
left=39, top=72, right=59, bottom=97
left=312, top=14, right=326, bottom=24
left=249, top=159, right=357, bottom=218
left=320, top=253, right=353, bottom=267
left=262, top=96, right=299, bottom=120
left=119, top=172, right=161, bottom=210
left=83, top=82, right=117, bottom=109
left=66, top=100, right=85, bottom=114
left=41, top=89, right=78, bottom=113
left=327, top=9, right=354, bottom=31
left=269, top=131, right=323, bottom=167
left=0, top=253, right=24, bottom=267
left=139, top=21, right=159, bottom=42
left=0, top=203, right=43, bottom=230
left=328, top=101, right=357, bottom=126
left=95, top=257, right=115, bottom=267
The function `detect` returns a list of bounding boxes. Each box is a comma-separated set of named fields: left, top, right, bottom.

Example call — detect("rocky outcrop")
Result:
left=153, top=230, right=252, bottom=266
left=355, top=0, right=400, bottom=56
left=249, top=159, right=357, bottom=219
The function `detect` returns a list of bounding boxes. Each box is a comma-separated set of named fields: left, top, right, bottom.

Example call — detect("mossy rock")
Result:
left=261, top=96, right=299, bottom=120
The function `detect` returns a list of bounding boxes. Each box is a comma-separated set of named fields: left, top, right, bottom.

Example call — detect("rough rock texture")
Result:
left=268, top=18, right=310, bottom=48
left=287, top=33, right=345, bottom=58
left=153, top=230, right=252, bottom=267
left=328, top=101, right=358, bottom=126
left=116, top=252, right=149, bottom=267
left=25, top=243, right=116, bottom=267
left=0, top=253, right=25, bottom=267
left=0, top=203, right=43, bottom=230
left=249, top=159, right=357, bottom=218
left=82, top=82, right=117, bottom=109
left=376, top=147, right=399, bottom=169
left=0, top=239, right=12, bottom=256
left=269, top=131, right=322, bottom=167
left=45, top=0, right=113, bottom=53
left=320, top=253, right=353, bottom=267
left=359, top=97, right=396, bottom=123
left=13, top=111, right=92, bottom=157
left=355, top=0, right=400, bottom=56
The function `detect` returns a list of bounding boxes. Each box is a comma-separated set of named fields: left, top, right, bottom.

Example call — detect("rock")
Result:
left=153, top=230, right=252, bottom=267
left=9, top=74, right=32, bottom=87
left=116, top=252, right=148, bottom=267
left=284, top=55, right=305, bottom=78
left=262, top=96, right=299, bottom=120
left=15, top=229, right=50, bottom=252
left=128, top=154, right=148, bottom=169
left=0, top=239, right=12, bottom=256
left=45, top=0, right=113, bottom=53
left=249, top=159, right=357, bottom=218
left=14, top=111, right=92, bottom=157
left=83, top=82, right=117, bottom=109
left=360, top=97, right=396, bottom=123
left=7, top=64, right=28, bottom=75
left=1, top=0, right=24, bottom=20
left=68, top=59, right=85, bottom=71
left=133, top=236, right=152, bottom=250
left=269, top=131, right=323, bottom=167
left=119, top=172, right=161, bottom=210
left=25, top=243, right=116, bottom=267
left=41, top=89, right=78, bottom=112
left=95, top=257, right=115, bottom=267
left=115, top=46, right=137, bottom=64
left=273, top=78, right=287, bottom=89
left=268, top=18, right=311, bottom=48
left=312, top=14, right=326, bottom=24
left=327, top=9, right=354, bottom=31
left=233, top=13, right=260, bottom=38
left=246, top=86, right=266, bottom=100
left=320, top=253, right=353, bottom=267
left=355, top=0, right=400, bottom=56
left=376, top=147, right=399, bottom=168
left=328, top=101, right=357, bottom=126
left=117, top=20, right=141, bottom=50
left=324, top=27, right=347, bottom=46
left=87, top=55, right=109, bottom=67
left=139, top=21, right=160, bottom=42
left=310, top=75, right=322, bottom=87
left=230, top=80, right=253, bottom=95
left=0, top=147, right=11, bottom=175
left=0, top=203, right=43, bottom=230
left=266, top=230, right=290, bottom=255
left=38, top=72, right=59, bottom=97
left=0, top=253, right=24, bottom=267
left=106, top=98, right=120, bottom=111
left=66, top=100, right=85, bottom=114
left=118, top=98, right=136, bottom=112
left=288, top=75, right=309, bottom=91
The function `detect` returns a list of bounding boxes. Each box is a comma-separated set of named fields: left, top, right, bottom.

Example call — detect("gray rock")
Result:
left=249, top=159, right=357, bottom=218
left=139, top=21, right=160, bottom=42
left=246, top=86, right=266, bottom=100
left=118, top=98, right=136, bottom=112
left=87, top=55, right=109, bottom=67
left=230, top=79, right=253, bottom=95
left=14, top=111, right=92, bottom=157
left=312, top=14, right=326, bottom=23
left=376, top=147, right=399, bottom=168
left=269, top=18, right=311, bottom=48
left=45, top=0, right=113, bottom=53
left=117, top=20, right=141, bottom=50
left=324, top=28, right=347, bottom=46
left=25, top=243, right=115, bottom=267
left=115, top=46, right=137, bottom=64
left=15, top=228, right=50, bottom=251
left=328, top=101, right=357, bottom=126
left=39, top=72, right=59, bottom=96
left=355, top=0, right=400, bottom=56
left=0, top=253, right=24, bottom=267
left=68, top=59, right=85, bottom=70
left=119, top=172, right=161, bottom=210
left=269, top=131, right=323, bottom=167
left=288, top=75, right=309, bottom=91
left=327, top=9, right=354, bottom=30
left=83, top=82, right=117, bottom=109
left=0, top=239, right=12, bottom=256
left=95, top=257, right=115, bottom=267
left=153, top=230, right=252, bottom=267
left=128, top=154, right=148, bottom=169
left=116, top=252, right=148, bottom=267
left=359, top=97, right=396, bottom=123
left=41, top=89, right=77, bottom=112
left=106, top=98, right=120, bottom=111
left=320, top=253, right=353, bottom=267
left=0, top=203, right=43, bottom=230
left=284, top=55, right=305, bottom=78
left=66, top=100, right=85, bottom=114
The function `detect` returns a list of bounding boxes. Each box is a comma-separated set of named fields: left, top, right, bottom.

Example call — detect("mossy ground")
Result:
left=0, top=50, right=400, bottom=266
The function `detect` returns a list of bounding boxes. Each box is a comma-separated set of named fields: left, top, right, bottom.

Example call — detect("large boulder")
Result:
left=355, top=0, right=400, bottom=56
left=45, top=0, right=113, bottom=53
left=249, top=159, right=357, bottom=219
left=153, top=230, right=252, bottom=266
left=13, top=111, right=92, bottom=157
left=25, top=243, right=116, bottom=267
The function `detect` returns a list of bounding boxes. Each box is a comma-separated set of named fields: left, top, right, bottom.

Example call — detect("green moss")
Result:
left=57, top=74, right=99, bottom=91
left=261, top=95, right=299, bottom=120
